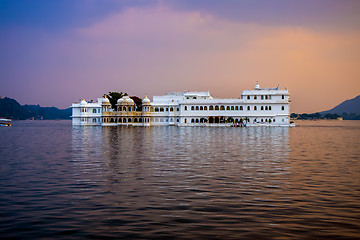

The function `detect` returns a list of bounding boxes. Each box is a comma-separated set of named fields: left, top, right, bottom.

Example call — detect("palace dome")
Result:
left=102, top=97, right=111, bottom=105
left=142, top=95, right=150, bottom=104
left=118, top=95, right=134, bottom=105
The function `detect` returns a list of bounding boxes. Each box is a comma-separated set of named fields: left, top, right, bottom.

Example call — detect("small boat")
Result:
left=0, top=118, right=12, bottom=126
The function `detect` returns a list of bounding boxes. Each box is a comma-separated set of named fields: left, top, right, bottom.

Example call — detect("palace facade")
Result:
left=71, top=84, right=292, bottom=126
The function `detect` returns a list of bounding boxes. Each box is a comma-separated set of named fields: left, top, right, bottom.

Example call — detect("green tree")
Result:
left=104, top=92, right=124, bottom=110
left=130, top=96, right=143, bottom=111
left=290, top=113, right=298, bottom=119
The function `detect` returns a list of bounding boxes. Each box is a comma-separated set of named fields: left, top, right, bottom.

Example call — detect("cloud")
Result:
left=2, top=4, right=359, bottom=112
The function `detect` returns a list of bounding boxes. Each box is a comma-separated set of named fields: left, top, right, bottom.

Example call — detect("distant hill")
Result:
left=0, top=97, right=71, bottom=120
left=23, top=104, right=71, bottom=120
left=321, top=95, right=360, bottom=115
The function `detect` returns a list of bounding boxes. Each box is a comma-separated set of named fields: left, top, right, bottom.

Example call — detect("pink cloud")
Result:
left=13, top=5, right=360, bottom=112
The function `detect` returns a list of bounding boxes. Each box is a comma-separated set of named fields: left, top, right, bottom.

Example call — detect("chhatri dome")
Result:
left=102, top=97, right=111, bottom=105
left=142, top=95, right=150, bottom=104
left=117, top=95, right=134, bottom=105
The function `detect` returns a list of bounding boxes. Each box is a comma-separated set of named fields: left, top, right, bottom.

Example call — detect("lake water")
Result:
left=0, top=120, right=359, bottom=239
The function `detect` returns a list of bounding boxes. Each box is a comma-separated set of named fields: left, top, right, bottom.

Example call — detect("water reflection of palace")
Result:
left=71, top=83, right=291, bottom=127
left=71, top=126, right=290, bottom=180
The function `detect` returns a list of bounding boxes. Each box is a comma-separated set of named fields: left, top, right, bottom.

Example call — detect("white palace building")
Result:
left=71, top=83, right=292, bottom=127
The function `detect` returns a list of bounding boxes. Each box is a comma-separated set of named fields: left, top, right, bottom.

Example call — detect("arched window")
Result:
left=155, top=107, right=159, bottom=112
left=92, top=118, right=96, bottom=122
left=166, top=108, right=169, bottom=111
left=209, top=105, right=214, bottom=110
left=139, top=118, right=142, bottom=122
left=231, top=106, right=234, bottom=111
left=265, top=95, right=268, bottom=100
left=119, top=118, right=122, bottom=122
left=195, top=106, right=199, bottom=111
left=235, top=106, right=239, bottom=110
left=220, top=106, right=225, bottom=110
left=269, top=106, right=272, bottom=110
left=204, top=106, right=207, bottom=110
left=247, top=96, right=250, bottom=100
left=265, top=106, right=268, bottom=110
left=261, top=106, right=264, bottom=111
left=160, top=107, right=164, bottom=112
left=128, top=118, right=132, bottom=122
left=254, top=95, right=257, bottom=100
left=200, top=106, right=203, bottom=111
left=196, top=119, right=199, bottom=123
left=184, top=106, right=187, bottom=111
left=247, top=106, right=250, bottom=111
left=226, top=106, right=230, bottom=110
left=254, top=106, right=257, bottom=111
left=240, top=106, right=243, bottom=110
left=123, top=118, right=127, bottom=123
left=170, top=107, right=174, bottom=112
left=215, top=105, right=219, bottom=111
left=191, top=106, right=194, bottom=111
left=134, top=118, right=138, bottom=122
left=92, top=109, right=97, bottom=113
left=191, top=118, right=195, bottom=123
left=281, top=106, right=285, bottom=111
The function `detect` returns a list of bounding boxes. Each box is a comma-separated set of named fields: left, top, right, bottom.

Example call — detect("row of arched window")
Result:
left=242, top=95, right=273, bottom=100
left=254, top=106, right=272, bottom=111
left=152, top=107, right=179, bottom=112
left=118, top=106, right=136, bottom=112
left=184, top=105, right=277, bottom=111
left=152, top=118, right=179, bottom=123
left=80, top=108, right=101, bottom=113
left=185, top=105, right=244, bottom=111
left=102, top=118, right=150, bottom=123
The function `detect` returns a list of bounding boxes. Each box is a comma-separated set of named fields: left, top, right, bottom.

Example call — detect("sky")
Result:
left=1, top=0, right=359, bottom=113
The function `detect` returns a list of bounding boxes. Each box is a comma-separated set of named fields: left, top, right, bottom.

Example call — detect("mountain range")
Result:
left=0, top=97, right=71, bottom=120
left=320, top=95, right=360, bottom=115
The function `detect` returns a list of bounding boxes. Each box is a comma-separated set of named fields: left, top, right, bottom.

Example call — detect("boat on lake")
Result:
left=0, top=118, right=12, bottom=126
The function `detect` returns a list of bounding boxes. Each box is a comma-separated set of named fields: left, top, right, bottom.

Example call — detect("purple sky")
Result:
left=1, top=0, right=360, bottom=112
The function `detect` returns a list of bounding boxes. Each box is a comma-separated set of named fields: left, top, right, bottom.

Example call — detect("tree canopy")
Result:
left=104, top=92, right=124, bottom=109
left=103, top=92, right=143, bottom=111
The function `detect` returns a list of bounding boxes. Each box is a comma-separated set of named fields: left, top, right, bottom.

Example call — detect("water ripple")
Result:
left=0, top=120, right=359, bottom=239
